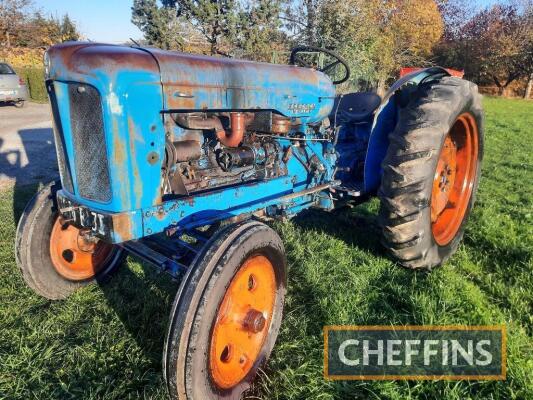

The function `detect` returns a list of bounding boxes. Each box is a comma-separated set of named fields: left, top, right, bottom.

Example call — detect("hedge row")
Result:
left=14, top=67, right=47, bottom=102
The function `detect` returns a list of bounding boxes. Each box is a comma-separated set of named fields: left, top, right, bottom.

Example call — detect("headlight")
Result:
left=43, top=50, right=51, bottom=79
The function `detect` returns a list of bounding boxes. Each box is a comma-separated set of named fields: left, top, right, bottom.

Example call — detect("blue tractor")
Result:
left=16, top=43, right=483, bottom=399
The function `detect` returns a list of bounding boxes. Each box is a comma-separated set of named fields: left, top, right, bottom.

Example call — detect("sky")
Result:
left=33, top=0, right=503, bottom=44
left=34, top=0, right=143, bottom=43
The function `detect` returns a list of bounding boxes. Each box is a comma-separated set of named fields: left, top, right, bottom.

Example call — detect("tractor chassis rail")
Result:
left=56, top=180, right=341, bottom=245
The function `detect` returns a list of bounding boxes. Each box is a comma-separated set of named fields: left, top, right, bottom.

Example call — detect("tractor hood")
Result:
left=46, top=42, right=335, bottom=123
left=46, top=42, right=161, bottom=84
left=146, top=47, right=335, bottom=121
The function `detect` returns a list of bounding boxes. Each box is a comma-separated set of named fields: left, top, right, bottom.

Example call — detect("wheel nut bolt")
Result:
left=243, top=309, right=266, bottom=333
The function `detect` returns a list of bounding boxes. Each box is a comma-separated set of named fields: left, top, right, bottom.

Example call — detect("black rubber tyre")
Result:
left=15, top=182, right=124, bottom=300
left=164, top=221, right=287, bottom=400
left=13, top=100, right=25, bottom=108
left=378, top=77, right=484, bottom=270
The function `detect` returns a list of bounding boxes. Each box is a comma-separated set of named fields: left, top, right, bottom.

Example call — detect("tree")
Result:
left=133, top=0, right=239, bottom=55
left=133, top=0, right=288, bottom=59
left=370, top=0, right=444, bottom=94
left=316, top=0, right=380, bottom=89
left=17, top=12, right=64, bottom=47
left=132, top=0, right=184, bottom=50
left=436, top=0, right=475, bottom=41
left=521, top=1, right=533, bottom=98
left=0, top=0, right=33, bottom=47
left=466, top=4, right=531, bottom=95
left=312, top=0, right=443, bottom=93
left=61, top=14, right=80, bottom=42
left=160, top=0, right=239, bottom=56
left=434, top=1, right=533, bottom=96
left=234, top=0, right=287, bottom=61
left=474, top=6, right=525, bottom=94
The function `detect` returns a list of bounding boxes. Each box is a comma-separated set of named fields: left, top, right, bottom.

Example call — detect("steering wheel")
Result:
left=290, top=45, right=351, bottom=85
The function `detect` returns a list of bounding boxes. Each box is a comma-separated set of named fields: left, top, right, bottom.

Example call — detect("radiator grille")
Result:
left=68, top=84, right=111, bottom=202
left=49, top=85, right=74, bottom=193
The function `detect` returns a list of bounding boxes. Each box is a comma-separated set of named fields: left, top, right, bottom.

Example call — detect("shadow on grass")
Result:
left=291, top=206, right=385, bottom=256
left=5, top=127, right=58, bottom=224
left=97, top=258, right=179, bottom=368
left=11, top=182, right=40, bottom=223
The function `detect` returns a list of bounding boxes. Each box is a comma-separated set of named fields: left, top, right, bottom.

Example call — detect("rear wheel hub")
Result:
left=431, top=113, right=479, bottom=246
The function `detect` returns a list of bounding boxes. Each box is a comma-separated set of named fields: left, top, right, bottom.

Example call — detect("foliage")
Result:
left=0, top=0, right=32, bottom=47
left=233, top=0, right=288, bottom=61
left=18, top=12, right=81, bottom=47
left=133, top=0, right=240, bottom=55
left=284, top=0, right=321, bottom=45
left=14, top=66, right=46, bottom=102
left=0, top=98, right=532, bottom=398
left=314, top=0, right=443, bottom=92
left=165, top=0, right=239, bottom=56
left=0, top=46, right=43, bottom=67
left=434, top=2, right=533, bottom=95
left=132, top=0, right=184, bottom=50
left=132, top=0, right=287, bottom=60
left=60, top=14, right=80, bottom=42
left=0, top=0, right=81, bottom=49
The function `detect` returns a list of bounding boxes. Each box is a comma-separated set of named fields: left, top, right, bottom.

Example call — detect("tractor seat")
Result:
left=331, top=92, right=382, bottom=124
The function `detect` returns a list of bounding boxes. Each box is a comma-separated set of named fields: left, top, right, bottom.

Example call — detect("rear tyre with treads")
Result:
left=378, top=77, right=484, bottom=270
left=164, top=221, right=286, bottom=399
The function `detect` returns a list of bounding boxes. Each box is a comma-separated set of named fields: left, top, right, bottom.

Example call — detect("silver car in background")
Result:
left=0, top=63, right=28, bottom=107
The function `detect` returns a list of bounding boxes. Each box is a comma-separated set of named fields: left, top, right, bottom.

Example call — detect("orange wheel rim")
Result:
left=431, top=113, right=479, bottom=246
left=209, top=254, right=277, bottom=389
left=49, top=217, right=114, bottom=281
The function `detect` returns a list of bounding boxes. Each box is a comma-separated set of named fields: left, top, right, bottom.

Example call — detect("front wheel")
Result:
left=164, top=221, right=286, bottom=399
left=15, top=182, right=124, bottom=299
left=379, top=77, right=484, bottom=270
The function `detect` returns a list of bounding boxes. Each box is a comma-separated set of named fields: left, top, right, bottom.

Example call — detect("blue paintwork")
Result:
left=47, top=44, right=166, bottom=214
left=46, top=42, right=449, bottom=243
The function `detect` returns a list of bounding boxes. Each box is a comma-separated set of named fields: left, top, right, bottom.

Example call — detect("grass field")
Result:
left=0, top=97, right=532, bottom=399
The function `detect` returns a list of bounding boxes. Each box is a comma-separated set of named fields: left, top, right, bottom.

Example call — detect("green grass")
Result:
left=0, top=97, right=532, bottom=399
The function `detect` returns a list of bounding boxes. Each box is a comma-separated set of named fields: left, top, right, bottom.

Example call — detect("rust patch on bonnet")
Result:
left=166, top=87, right=196, bottom=109
left=48, top=42, right=160, bottom=78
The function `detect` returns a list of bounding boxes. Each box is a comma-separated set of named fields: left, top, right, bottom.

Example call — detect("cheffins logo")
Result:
left=324, top=325, right=506, bottom=380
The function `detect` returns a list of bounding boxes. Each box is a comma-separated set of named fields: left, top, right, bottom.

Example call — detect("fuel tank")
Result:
left=46, top=42, right=335, bottom=123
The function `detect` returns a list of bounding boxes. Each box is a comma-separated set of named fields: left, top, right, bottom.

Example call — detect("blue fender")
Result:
left=363, top=67, right=451, bottom=193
